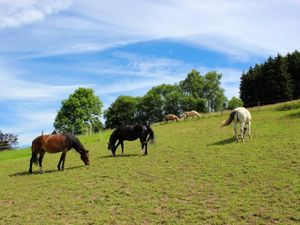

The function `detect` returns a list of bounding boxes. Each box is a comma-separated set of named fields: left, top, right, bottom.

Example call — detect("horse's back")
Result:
left=32, top=134, right=69, bottom=153
left=234, top=107, right=251, bottom=122
left=165, top=114, right=178, bottom=120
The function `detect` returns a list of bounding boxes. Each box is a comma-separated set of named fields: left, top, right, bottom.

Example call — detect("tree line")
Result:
left=240, top=50, right=300, bottom=107
left=104, top=69, right=227, bottom=128
left=54, top=69, right=228, bottom=132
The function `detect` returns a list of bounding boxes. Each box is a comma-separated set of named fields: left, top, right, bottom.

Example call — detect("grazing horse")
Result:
left=164, top=114, right=179, bottom=122
left=107, top=124, right=155, bottom=157
left=180, top=110, right=201, bottom=119
left=29, top=134, right=90, bottom=174
left=221, top=107, right=252, bottom=142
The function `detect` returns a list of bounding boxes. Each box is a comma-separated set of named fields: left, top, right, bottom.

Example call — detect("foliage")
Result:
left=0, top=130, right=18, bottom=150
left=104, top=96, right=139, bottom=128
left=227, top=96, right=243, bottom=110
left=105, top=69, right=226, bottom=127
left=179, top=69, right=205, bottom=98
left=203, top=71, right=226, bottom=111
left=136, top=90, right=164, bottom=123
left=240, top=51, right=299, bottom=107
left=180, top=95, right=208, bottom=113
left=54, top=87, right=103, bottom=134
left=1, top=102, right=300, bottom=224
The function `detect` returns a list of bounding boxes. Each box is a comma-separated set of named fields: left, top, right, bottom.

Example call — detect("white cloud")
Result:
left=1, top=0, right=299, bottom=58
left=0, top=62, right=89, bottom=101
left=0, top=0, right=72, bottom=29
left=69, top=0, right=300, bottom=57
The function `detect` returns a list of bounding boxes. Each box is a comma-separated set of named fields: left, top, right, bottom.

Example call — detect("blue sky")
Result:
left=0, top=0, right=299, bottom=146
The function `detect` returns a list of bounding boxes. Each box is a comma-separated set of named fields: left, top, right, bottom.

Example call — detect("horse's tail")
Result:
left=31, top=141, right=38, bottom=165
left=146, top=125, right=155, bottom=144
left=220, top=110, right=236, bottom=127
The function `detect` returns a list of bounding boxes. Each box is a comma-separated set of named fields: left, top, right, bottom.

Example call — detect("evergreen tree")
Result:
left=287, top=50, right=300, bottom=99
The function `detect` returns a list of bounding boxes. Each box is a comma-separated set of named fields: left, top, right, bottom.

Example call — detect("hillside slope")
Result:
left=1, top=101, right=300, bottom=224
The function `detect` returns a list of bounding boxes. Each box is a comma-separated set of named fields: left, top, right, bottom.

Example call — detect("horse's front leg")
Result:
left=61, top=151, right=68, bottom=171
left=58, top=152, right=66, bottom=170
left=120, top=141, right=124, bottom=155
left=144, top=143, right=148, bottom=155
left=38, top=151, right=45, bottom=174
left=112, top=141, right=121, bottom=157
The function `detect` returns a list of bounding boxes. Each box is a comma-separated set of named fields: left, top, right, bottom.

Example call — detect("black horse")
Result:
left=107, top=124, right=155, bottom=157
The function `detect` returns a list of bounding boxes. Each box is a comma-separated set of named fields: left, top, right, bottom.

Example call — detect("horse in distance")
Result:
left=221, top=107, right=252, bottom=142
left=107, top=124, right=155, bottom=157
left=164, top=114, right=179, bottom=122
left=180, top=110, right=201, bottom=119
left=29, top=133, right=90, bottom=174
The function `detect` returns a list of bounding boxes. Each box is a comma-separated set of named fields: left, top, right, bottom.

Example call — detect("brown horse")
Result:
left=164, top=114, right=179, bottom=122
left=180, top=110, right=201, bottom=119
left=29, top=133, right=90, bottom=174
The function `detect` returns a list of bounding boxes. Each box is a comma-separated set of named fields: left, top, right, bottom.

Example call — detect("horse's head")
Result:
left=107, top=142, right=115, bottom=151
left=80, top=150, right=90, bottom=165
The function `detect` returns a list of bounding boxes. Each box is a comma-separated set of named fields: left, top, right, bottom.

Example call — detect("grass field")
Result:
left=1, top=101, right=300, bottom=225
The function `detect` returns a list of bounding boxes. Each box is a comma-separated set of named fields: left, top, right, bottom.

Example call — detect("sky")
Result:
left=0, top=0, right=299, bottom=146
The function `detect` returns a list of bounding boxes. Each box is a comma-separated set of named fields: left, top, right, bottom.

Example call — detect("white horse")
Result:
left=221, top=107, right=251, bottom=142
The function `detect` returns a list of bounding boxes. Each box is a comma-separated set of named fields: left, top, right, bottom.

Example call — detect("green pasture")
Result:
left=1, top=101, right=300, bottom=225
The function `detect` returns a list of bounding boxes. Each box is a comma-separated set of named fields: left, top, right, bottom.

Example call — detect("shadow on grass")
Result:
left=282, top=112, right=300, bottom=119
left=100, top=153, right=142, bottom=159
left=10, top=165, right=86, bottom=177
left=209, top=137, right=236, bottom=146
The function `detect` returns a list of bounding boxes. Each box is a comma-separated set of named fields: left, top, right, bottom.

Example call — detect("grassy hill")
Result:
left=1, top=101, right=300, bottom=225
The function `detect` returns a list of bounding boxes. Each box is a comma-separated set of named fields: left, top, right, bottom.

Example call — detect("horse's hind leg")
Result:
left=248, top=121, right=252, bottom=139
left=234, top=122, right=238, bottom=142
left=140, top=137, right=148, bottom=155
left=240, top=122, right=245, bottom=142
left=38, top=151, right=45, bottom=174
left=28, top=152, right=37, bottom=174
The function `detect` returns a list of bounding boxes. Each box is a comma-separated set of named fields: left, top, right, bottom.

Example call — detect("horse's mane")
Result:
left=64, top=133, right=85, bottom=153
left=109, top=128, right=120, bottom=144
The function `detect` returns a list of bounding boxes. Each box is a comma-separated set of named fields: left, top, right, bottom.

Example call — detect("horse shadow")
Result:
left=208, top=137, right=236, bottom=146
left=100, top=153, right=141, bottom=159
left=9, top=165, right=85, bottom=177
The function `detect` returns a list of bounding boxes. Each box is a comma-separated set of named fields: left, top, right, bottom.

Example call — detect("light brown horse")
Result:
left=164, top=114, right=179, bottom=122
left=180, top=110, right=201, bottom=119
left=29, top=134, right=90, bottom=174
